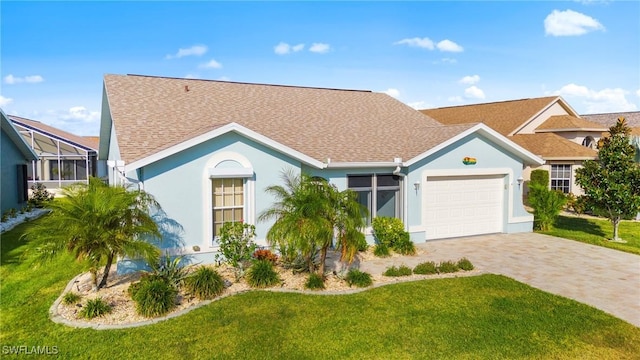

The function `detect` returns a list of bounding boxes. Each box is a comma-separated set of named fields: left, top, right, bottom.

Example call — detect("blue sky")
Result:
left=1, top=1, right=639, bottom=136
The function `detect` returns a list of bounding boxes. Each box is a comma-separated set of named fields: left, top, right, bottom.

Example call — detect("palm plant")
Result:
left=24, top=177, right=161, bottom=291
left=259, top=170, right=367, bottom=275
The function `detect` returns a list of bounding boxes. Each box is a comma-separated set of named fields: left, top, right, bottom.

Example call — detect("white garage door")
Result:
left=424, top=175, right=504, bottom=240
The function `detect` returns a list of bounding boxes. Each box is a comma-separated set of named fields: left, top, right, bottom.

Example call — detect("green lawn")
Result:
left=2, top=220, right=640, bottom=359
left=539, top=215, right=640, bottom=255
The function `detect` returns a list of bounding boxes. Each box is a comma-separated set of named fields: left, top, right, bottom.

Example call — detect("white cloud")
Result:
left=0, top=95, right=13, bottom=106
left=553, top=83, right=638, bottom=113
left=636, top=89, right=640, bottom=98
left=309, top=43, right=331, bottom=54
left=59, top=106, right=100, bottom=123
left=434, top=58, right=457, bottom=64
left=437, top=40, right=464, bottom=52
left=4, top=74, right=45, bottom=84
left=448, top=96, right=464, bottom=103
left=274, top=42, right=305, bottom=55
left=544, top=9, right=605, bottom=36
left=459, top=75, right=480, bottom=85
left=381, top=88, right=400, bottom=98
left=394, top=37, right=435, bottom=50
left=199, top=59, right=222, bottom=69
left=464, top=86, right=486, bottom=99
left=166, top=45, right=208, bottom=59
left=406, top=101, right=432, bottom=110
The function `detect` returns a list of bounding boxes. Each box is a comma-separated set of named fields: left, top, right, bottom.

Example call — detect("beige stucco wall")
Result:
left=517, top=102, right=571, bottom=134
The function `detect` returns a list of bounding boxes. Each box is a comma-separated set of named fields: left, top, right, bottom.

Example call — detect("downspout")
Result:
left=393, top=166, right=409, bottom=230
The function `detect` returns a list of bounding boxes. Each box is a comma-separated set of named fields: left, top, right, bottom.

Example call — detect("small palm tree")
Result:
left=259, top=170, right=366, bottom=275
left=24, top=177, right=161, bottom=290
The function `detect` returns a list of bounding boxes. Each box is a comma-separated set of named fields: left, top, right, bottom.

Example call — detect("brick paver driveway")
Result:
left=360, top=233, right=640, bottom=327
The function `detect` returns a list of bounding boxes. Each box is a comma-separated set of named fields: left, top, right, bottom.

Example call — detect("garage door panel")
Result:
left=424, top=175, right=504, bottom=240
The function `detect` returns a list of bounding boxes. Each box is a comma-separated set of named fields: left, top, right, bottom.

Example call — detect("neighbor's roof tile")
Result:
left=103, top=74, right=470, bottom=165
left=420, top=97, right=558, bottom=136
left=510, top=133, right=597, bottom=159
left=582, top=112, right=640, bottom=128
left=535, top=115, right=607, bottom=132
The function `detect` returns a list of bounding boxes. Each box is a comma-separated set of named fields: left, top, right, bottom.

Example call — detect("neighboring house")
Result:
left=421, top=97, right=608, bottom=196
left=582, top=111, right=640, bottom=163
left=1, top=109, right=38, bottom=214
left=100, top=74, right=543, bottom=269
left=9, top=115, right=99, bottom=193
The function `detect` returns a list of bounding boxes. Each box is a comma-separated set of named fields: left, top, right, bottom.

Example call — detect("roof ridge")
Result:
left=421, top=96, right=557, bottom=111
left=119, top=73, right=372, bottom=93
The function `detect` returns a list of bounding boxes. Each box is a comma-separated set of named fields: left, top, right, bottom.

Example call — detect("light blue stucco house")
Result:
left=99, top=74, right=543, bottom=269
left=1, top=109, right=39, bottom=214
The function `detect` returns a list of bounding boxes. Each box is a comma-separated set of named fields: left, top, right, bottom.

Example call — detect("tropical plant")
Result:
left=372, top=217, right=415, bottom=255
left=23, top=177, right=162, bottom=291
left=383, top=265, right=413, bottom=277
left=437, top=261, right=459, bottom=274
left=62, top=292, right=81, bottom=305
left=246, top=259, right=280, bottom=288
left=373, top=243, right=391, bottom=258
left=344, top=268, right=373, bottom=287
left=457, top=258, right=474, bottom=271
left=150, top=253, right=187, bottom=290
left=259, top=170, right=367, bottom=276
left=183, top=266, right=225, bottom=300
left=80, top=297, right=112, bottom=319
left=576, top=117, right=640, bottom=241
left=413, top=261, right=437, bottom=275
left=252, top=248, right=279, bottom=265
left=305, top=273, right=325, bottom=290
left=131, top=276, right=177, bottom=317
left=28, top=182, right=54, bottom=208
left=215, top=222, right=257, bottom=281
left=528, top=182, right=567, bottom=231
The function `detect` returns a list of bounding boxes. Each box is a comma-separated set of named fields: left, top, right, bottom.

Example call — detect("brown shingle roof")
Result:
left=510, top=133, right=597, bottom=159
left=9, top=115, right=98, bottom=151
left=582, top=112, right=640, bottom=128
left=535, top=115, right=607, bottom=132
left=420, top=96, right=559, bottom=136
left=104, top=74, right=467, bottom=165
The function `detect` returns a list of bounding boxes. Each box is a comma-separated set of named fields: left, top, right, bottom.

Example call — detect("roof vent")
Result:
left=184, top=85, right=189, bottom=92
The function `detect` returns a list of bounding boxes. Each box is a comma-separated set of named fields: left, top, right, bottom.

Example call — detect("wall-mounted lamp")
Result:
left=517, top=176, right=524, bottom=188
left=414, top=181, right=421, bottom=191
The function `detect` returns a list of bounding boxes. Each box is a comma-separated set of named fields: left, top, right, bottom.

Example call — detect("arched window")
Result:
left=582, top=136, right=595, bottom=149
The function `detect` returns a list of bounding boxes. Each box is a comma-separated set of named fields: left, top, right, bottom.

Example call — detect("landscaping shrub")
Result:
left=383, top=265, right=413, bottom=277
left=184, top=266, right=225, bottom=300
left=528, top=182, right=567, bottom=231
left=355, top=234, right=369, bottom=252
left=393, top=233, right=416, bottom=255
left=252, top=248, right=279, bottom=265
left=373, top=243, right=391, bottom=258
left=151, top=253, right=187, bottom=290
left=28, top=182, right=54, bottom=208
left=246, top=260, right=280, bottom=288
left=62, top=292, right=81, bottom=305
left=132, top=277, right=178, bottom=317
left=345, top=269, right=372, bottom=288
left=413, top=261, right=438, bottom=275
left=530, top=169, right=549, bottom=187
left=305, top=273, right=325, bottom=290
left=80, top=297, right=111, bottom=319
left=216, top=222, right=257, bottom=281
left=372, top=217, right=406, bottom=248
left=437, top=261, right=459, bottom=274
left=457, top=258, right=474, bottom=271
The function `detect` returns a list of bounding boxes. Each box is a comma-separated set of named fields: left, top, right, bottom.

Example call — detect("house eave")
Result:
left=535, top=128, right=607, bottom=133
left=324, top=161, right=401, bottom=169
left=124, top=122, right=325, bottom=171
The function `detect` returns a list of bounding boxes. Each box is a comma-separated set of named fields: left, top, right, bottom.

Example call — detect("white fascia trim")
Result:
left=125, top=122, right=325, bottom=171
left=405, top=123, right=544, bottom=167
left=325, top=161, right=400, bottom=169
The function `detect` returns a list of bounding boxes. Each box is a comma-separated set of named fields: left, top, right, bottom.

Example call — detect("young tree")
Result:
left=575, top=117, right=640, bottom=241
left=259, top=170, right=367, bottom=275
left=25, top=177, right=162, bottom=290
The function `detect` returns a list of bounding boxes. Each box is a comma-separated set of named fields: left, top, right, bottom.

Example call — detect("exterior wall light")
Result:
left=414, top=181, right=420, bottom=191
left=517, top=176, right=524, bottom=188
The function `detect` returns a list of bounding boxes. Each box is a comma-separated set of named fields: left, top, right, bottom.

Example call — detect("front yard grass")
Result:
left=539, top=215, right=640, bottom=255
left=2, top=220, right=640, bottom=359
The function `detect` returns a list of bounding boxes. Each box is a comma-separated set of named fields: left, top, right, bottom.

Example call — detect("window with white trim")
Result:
left=50, top=160, right=88, bottom=181
left=348, top=174, right=401, bottom=225
left=550, top=164, right=571, bottom=193
left=212, top=178, right=244, bottom=237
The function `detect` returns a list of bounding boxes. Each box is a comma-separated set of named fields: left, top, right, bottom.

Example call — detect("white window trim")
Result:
left=202, top=152, right=255, bottom=250
left=348, top=173, right=403, bottom=231
left=550, top=164, right=572, bottom=194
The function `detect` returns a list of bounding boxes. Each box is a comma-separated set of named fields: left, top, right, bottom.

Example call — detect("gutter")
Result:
left=393, top=165, right=409, bottom=231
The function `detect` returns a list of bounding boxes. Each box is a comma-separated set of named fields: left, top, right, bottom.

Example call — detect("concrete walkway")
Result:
left=358, top=233, right=640, bottom=327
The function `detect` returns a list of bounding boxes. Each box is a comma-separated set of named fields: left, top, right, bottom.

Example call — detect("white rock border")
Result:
left=0, top=208, right=49, bottom=233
